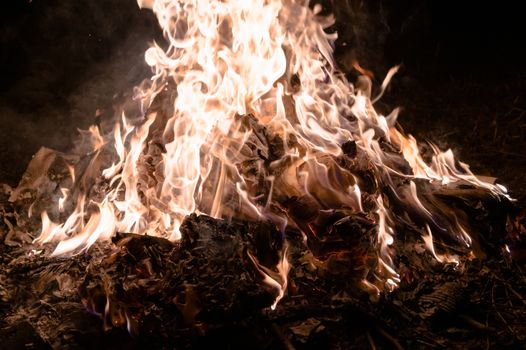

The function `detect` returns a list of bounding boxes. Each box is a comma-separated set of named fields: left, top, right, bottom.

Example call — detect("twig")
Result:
left=491, top=272, right=526, bottom=305
left=488, top=150, right=526, bottom=159
left=459, top=314, right=496, bottom=332
left=366, top=331, right=377, bottom=350
left=377, top=327, right=404, bottom=350
left=505, top=283, right=526, bottom=305
left=479, top=279, right=491, bottom=303
left=415, top=339, right=440, bottom=348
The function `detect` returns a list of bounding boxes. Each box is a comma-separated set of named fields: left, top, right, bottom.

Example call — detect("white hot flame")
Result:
left=34, top=0, right=508, bottom=305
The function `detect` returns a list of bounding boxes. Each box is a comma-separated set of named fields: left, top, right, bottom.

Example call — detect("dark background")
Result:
left=0, top=0, right=525, bottom=203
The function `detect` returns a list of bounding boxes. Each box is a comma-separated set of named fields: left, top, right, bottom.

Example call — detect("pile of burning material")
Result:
left=1, top=0, right=526, bottom=348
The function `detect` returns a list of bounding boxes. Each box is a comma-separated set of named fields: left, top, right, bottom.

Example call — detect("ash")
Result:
left=1, top=173, right=525, bottom=348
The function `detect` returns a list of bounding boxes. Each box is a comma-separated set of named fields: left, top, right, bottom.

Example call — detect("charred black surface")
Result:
left=2, top=179, right=526, bottom=349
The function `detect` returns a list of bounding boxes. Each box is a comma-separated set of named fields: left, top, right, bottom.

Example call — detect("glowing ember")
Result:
left=33, top=0, right=508, bottom=307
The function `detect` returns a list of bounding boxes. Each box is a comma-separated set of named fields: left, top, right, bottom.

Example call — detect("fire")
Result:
left=32, top=0, right=507, bottom=306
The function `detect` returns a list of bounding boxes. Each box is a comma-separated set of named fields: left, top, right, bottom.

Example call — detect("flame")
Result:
left=423, top=225, right=460, bottom=266
left=248, top=243, right=290, bottom=310
left=34, top=0, right=508, bottom=307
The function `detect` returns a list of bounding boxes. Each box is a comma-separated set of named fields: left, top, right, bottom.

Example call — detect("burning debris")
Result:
left=28, top=0, right=510, bottom=291
left=1, top=0, right=526, bottom=348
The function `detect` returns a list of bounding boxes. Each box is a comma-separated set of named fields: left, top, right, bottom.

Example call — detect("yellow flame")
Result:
left=35, top=0, right=508, bottom=305
left=248, top=244, right=290, bottom=310
left=423, top=225, right=460, bottom=265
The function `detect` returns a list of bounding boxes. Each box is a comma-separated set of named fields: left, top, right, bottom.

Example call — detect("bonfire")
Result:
left=1, top=1, right=524, bottom=348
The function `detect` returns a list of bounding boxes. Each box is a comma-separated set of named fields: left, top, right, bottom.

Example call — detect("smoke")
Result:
left=0, top=0, right=159, bottom=185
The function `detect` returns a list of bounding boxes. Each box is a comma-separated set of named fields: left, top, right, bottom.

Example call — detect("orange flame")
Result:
left=34, top=0, right=508, bottom=307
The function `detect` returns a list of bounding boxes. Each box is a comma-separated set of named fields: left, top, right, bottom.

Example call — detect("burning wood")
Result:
left=1, top=0, right=525, bottom=348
